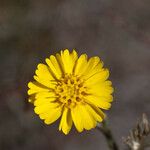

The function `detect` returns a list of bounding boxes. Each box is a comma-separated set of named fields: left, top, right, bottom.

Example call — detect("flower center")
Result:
left=55, top=74, right=87, bottom=108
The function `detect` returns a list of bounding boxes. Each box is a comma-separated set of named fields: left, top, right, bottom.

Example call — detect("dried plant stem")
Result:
left=124, top=114, right=150, bottom=150
left=97, top=120, right=119, bottom=150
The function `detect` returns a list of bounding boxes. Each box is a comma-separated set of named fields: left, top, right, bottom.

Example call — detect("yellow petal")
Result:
left=35, top=64, right=56, bottom=88
left=45, top=60, right=60, bottom=79
left=35, top=91, right=57, bottom=99
left=71, top=105, right=83, bottom=132
left=55, top=53, right=65, bottom=74
left=28, top=82, right=49, bottom=95
left=36, top=64, right=54, bottom=80
left=82, top=56, right=100, bottom=75
left=85, top=95, right=111, bottom=110
left=82, top=58, right=104, bottom=79
left=50, top=55, right=62, bottom=75
left=87, top=81, right=114, bottom=97
left=45, top=54, right=64, bottom=79
left=34, top=102, right=60, bottom=114
left=94, top=95, right=113, bottom=103
left=74, top=54, right=88, bottom=76
left=34, top=76, right=56, bottom=89
left=34, top=97, right=57, bottom=106
left=42, top=106, right=62, bottom=124
left=71, top=49, right=78, bottom=69
left=79, top=104, right=96, bottom=130
left=71, top=49, right=78, bottom=58
left=84, top=69, right=109, bottom=86
left=59, top=107, right=72, bottom=135
left=60, top=49, right=77, bottom=74
left=86, top=104, right=105, bottom=122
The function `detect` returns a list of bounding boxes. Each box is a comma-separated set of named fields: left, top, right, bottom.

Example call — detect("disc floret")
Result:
left=55, top=74, right=87, bottom=108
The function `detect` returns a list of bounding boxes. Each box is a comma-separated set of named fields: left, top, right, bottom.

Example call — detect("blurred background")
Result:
left=0, top=0, right=150, bottom=149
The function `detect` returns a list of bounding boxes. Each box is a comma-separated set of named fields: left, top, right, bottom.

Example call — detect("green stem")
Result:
left=97, top=120, right=119, bottom=150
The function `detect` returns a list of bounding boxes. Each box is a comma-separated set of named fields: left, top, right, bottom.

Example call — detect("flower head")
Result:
left=28, top=49, right=114, bottom=134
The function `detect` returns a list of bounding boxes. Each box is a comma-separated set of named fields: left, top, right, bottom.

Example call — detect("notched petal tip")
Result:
left=27, top=90, right=32, bottom=95
left=45, top=58, right=50, bottom=64
left=63, top=49, right=69, bottom=53
left=104, top=103, right=112, bottom=110
left=49, top=55, right=55, bottom=60
left=34, top=107, right=39, bottom=114
left=72, top=49, right=77, bottom=52
left=37, top=63, right=45, bottom=69
left=44, top=119, right=51, bottom=125
left=27, top=82, right=32, bottom=88
left=60, top=129, right=70, bottom=135
left=93, top=56, right=100, bottom=61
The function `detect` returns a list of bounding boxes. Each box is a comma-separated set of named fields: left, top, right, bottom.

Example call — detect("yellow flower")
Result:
left=28, top=49, right=114, bottom=134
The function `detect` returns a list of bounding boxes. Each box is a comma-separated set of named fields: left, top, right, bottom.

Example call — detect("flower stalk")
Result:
left=97, top=120, right=119, bottom=150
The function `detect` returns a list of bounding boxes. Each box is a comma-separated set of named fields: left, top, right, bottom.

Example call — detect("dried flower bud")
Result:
left=124, top=113, right=150, bottom=150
